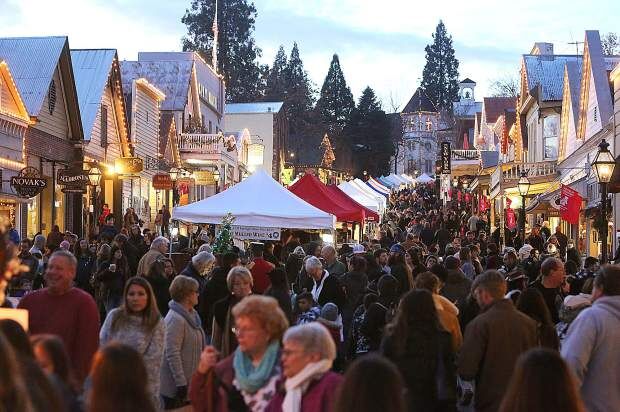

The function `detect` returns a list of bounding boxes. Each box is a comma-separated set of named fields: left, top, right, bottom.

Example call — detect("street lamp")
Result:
left=518, top=171, right=531, bottom=242
left=592, top=139, right=616, bottom=263
left=87, top=166, right=102, bottom=235
left=213, top=167, right=221, bottom=194
left=168, top=167, right=182, bottom=182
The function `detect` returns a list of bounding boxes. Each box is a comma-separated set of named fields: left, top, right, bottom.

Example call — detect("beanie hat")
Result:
left=518, top=245, right=533, bottom=260
left=389, top=244, right=404, bottom=254
left=317, top=303, right=340, bottom=329
left=293, top=246, right=306, bottom=257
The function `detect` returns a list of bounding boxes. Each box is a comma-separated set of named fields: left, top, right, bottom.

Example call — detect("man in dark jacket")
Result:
left=458, top=270, right=537, bottom=412
left=305, top=256, right=345, bottom=312
left=179, top=251, right=215, bottom=310
left=440, top=256, right=472, bottom=309
left=531, top=257, right=567, bottom=323
left=527, top=225, right=545, bottom=255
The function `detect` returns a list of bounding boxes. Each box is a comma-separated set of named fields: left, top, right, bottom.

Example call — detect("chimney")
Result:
left=530, top=42, right=554, bottom=55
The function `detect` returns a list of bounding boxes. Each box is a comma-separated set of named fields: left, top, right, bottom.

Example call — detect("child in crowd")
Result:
left=293, top=291, right=321, bottom=325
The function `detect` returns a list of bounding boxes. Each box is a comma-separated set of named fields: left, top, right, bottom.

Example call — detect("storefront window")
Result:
left=26, top=197, right=39, bottom=239
left=543, top=115, right=559, bottom=159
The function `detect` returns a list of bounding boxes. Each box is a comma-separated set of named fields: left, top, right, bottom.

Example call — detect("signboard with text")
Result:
left=216, top=225, right=281, bottom=241
left=10, top=167, right=47, bottom=198
left=440, top=142, right=451, bottom=174
left=57, top=169, right=89, bottom=193
left=115, top=157, right=144, bottom=174
left=152, top=174, right=173, bottom=190
left=193, top=170, right=215, bottom=185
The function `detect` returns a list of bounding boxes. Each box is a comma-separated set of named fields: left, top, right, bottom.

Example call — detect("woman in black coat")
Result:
left=145, top=258, right=172, bottom=317
left=264, top=267, right=292, bottom=322
left=382, top=289, right=457, bottom=412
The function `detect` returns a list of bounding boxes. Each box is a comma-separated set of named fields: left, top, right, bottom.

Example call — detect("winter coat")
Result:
left=382, top=329, right=457, bottom=411
left=200, top=267, right=230, bottom=333
left=137, top=249, right=165, bottom=278
left=561, top=296, right=620, bottom=412
left=146, top=272, right=171, bottom=317
left=441, top=269, right=472, bottom=310
left=100, top=309, right=165, bottom=408
left=458, top=299, right=537, bottom=412
left=160, top=301, right=206, bottom=399
left=265, top=372, right=343, bottom=412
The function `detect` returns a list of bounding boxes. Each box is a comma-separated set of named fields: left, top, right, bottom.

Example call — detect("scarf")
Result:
left=233, top=340, right=280, bottom=394
left=168, top=301, right=206, bottom=345
left=282, top=360, right=332, bottom=412
left=311, top=270, right=329, bottom=303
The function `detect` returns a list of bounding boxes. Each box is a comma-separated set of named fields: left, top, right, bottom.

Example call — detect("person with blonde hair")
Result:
left=211, top=266, right=253, bottom=357
left=190, top=295, right=289, bottom=412
left=160, top=275, right=206, bottom=410
left=99, top=277, right=165, bottom=408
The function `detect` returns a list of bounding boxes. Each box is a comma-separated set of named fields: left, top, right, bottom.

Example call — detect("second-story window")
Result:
left=543, top=115, right=559, bottom=160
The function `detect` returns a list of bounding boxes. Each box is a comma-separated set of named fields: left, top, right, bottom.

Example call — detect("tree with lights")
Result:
left=320, top=134, right=336, bottom=168
left=213, top=213, right=235, bottom=254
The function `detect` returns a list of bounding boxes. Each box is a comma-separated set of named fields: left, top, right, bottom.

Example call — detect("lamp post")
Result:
left=213, top=167, right=220, bottom=194
left=87, top=166, right=102, bottom=236
left=592, top=139, right=616, bottom=264
left=518, top=171, right=531, bottom=243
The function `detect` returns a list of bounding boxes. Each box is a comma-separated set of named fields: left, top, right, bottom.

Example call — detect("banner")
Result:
left=440, top=142, right=451, bottom=174
left=216, top=225, right=281, bottom=241
left=560, top=185, right=582, bottom=224
left=506, top=207, right=516, bottom=229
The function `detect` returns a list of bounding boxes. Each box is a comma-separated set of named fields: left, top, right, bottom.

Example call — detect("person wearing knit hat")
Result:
left=293, top=246, right=306, bottom=258
left=317, top=302, right=343, bottom=369
left=518, top=244, right=533, bottom=261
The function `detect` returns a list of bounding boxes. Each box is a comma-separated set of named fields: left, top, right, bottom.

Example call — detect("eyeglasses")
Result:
left=232, top=327, right=258, bottom=336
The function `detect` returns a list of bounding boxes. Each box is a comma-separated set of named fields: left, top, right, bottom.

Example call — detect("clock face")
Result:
left=463, top=88, right=473, bottom=99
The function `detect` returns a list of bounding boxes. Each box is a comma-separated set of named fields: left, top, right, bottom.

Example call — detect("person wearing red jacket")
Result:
left=250, top=242, right=275, bottom=294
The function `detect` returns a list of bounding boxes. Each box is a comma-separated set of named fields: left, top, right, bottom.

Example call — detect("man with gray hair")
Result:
left=18, top=250, right=100, bottom=385
left=305, top=256, right=345, bottom=311
left=321, top=244, right=346, bottom=277
left=458, top=270, right=537, bottom=412
left=136, top=235, right=170, bottom=277
left=179, top=251, right=216, bottom=297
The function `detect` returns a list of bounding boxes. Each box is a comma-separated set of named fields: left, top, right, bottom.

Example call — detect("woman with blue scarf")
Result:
left=189, top=295, right=289, bottom=412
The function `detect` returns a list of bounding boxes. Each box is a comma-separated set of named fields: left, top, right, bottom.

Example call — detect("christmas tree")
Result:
left=213, top=213, right=235, bottom=254
left=320, top=134, right=336, bottom=168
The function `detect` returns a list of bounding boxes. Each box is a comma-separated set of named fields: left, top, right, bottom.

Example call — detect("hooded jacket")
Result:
left=561, top=296, right=620, bottom=412
left=441, top=269, right=472, bottom=310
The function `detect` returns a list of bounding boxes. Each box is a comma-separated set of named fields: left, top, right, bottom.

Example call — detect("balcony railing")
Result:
left=451, top=149, right=480, bottom=161
left=178, top=133, right=222, bottom=152
left=491, top=161, right=558, bottom=191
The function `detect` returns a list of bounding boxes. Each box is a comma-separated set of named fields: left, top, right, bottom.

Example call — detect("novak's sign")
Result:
left=10, top=167, right=47, bottom=198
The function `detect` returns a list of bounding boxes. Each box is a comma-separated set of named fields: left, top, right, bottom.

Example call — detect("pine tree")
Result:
left=420, top=20, right=460, bottom=111
left=345, top=86, right=394, bottom=176
left=263, top=45, right=288, bottom=102
left=320, top=134, right=336, bottom=168
left=182, top=0, right=264, bottom=102
left=315, top=54, right=355, bottom=134
left=213, top=213, right=235, bottom=254
left=285, top=43, right=316, bottom=136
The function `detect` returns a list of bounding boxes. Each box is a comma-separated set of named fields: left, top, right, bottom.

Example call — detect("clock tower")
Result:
left=458, top=78, right=476, bottom=101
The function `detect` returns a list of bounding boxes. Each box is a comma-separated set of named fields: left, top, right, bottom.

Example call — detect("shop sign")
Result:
left=152, top=174, right=173, bottom=190
left=216, top=225, right=281, bottom=241
left=10, top=167, right=47, bottom=198
left=57, top=169, right=88, bottom=193
left=145, top=155, right=169, bottom=171
left=193, top=170, right=215, bottom=185
left=115, top=157, right=144, bottom=174
left=440, top=142, right=451, bottom=174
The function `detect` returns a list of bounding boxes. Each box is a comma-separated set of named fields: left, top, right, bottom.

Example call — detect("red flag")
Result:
left=463, top=133, right=469, bottom=150
left=560, top=185, right=582, bottom=224
left=506, top=208, right=516, bottom=229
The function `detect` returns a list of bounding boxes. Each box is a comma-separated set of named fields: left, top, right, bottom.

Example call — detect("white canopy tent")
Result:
left=416, top=173, right=435, bottom=184
left=390, top=173, right=410, bottom=185
left=352, top=179, right=388, bottom=209
left=338, top=181, right=382, bottom=213
left=172, top=169, right=335, bottom=229
left=400, top=174, right=415, bottom=184
left=384, top=174, right=404, bottom=187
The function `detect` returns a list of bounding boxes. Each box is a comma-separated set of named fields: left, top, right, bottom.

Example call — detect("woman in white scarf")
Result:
left=266, top=323, right=343, bottom=412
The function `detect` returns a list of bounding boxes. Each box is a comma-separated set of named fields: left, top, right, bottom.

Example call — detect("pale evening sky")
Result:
left=1, top=0, right=618, bottom=110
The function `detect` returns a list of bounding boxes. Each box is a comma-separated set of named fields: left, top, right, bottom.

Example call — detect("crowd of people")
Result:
left=0, top=182, right=619, bottom=412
